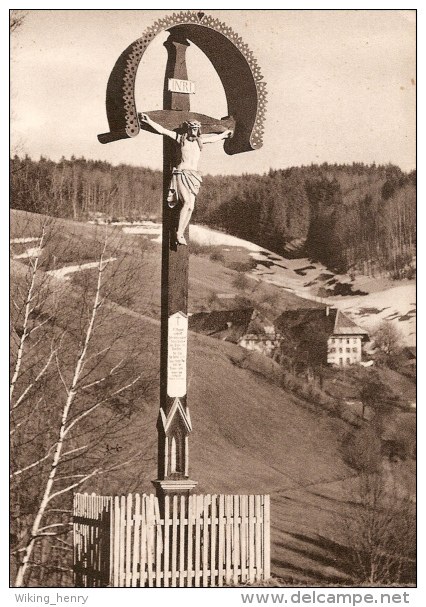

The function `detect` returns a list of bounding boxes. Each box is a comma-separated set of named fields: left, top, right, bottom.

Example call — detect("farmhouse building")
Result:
left=188, top=308, right=280, bottom=357
left=274, top=307, right=368, bottom=368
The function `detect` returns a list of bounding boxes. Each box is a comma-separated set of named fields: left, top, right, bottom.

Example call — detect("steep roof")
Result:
left=274, top=308, right=336, bottom=335
left=333, top=309, right=369, bottom=336
left=274, top=307, right=368, bottom=339
left=188, top=308, right=254, bottom=344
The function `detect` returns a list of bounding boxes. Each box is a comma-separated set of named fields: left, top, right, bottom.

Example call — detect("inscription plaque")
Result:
left=167, top=312, right=188, bottom=397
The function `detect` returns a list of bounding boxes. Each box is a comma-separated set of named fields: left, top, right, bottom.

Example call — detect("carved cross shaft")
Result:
left=152, top=32, right=229, bottom=506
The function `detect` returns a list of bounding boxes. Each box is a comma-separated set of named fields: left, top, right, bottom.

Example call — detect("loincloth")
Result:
left=167, top=169, right=203, bottom=208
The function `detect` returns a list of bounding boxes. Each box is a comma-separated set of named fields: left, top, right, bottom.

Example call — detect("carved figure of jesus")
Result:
left=140, top=114, right=233, bottom=245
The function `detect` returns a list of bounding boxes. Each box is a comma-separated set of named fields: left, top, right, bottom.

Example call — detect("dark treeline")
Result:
left=10, top=155, right=416, bottom=277
left=200, top=164, right=416, bottom=277
left=10, top=155, right=162, bottom=222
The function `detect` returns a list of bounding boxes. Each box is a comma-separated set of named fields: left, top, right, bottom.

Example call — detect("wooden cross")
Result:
left=151, top=32, right=234, bottom=507
left=98, top=13, right=266, bottom=511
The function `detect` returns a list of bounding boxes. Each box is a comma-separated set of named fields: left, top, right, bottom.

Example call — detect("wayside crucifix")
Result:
left=98, top=10, right=267, bottom=511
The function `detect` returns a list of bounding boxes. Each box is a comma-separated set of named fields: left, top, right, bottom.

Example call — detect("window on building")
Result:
left=339, top=348, right=343, bottom=353
left=339, top=358, right=343, bottom=366
left=346, top=348, right=351, bottom=353
left=347, top=339, right=350, bottom=344
left=346, top=358, right=351, bottom=365
left=352, top=348, right=358, bottom=353
left=330, top=347, right=336, bottom=353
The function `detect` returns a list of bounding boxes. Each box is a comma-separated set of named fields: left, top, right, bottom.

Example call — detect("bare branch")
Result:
left=10, top=226, right=46, bottom=406
left=64, top=373, right=143, bottom=437
left=37, top=523, right=71, bottom=533
left=10, top=11, right=28, bottom=34
left=11, top=345, right=56, bottom=412
left=62, top=445, right=88, bottom=458
left=47, top=469, right=101, bottom=503
left=11, top=449, right=53, bottom=478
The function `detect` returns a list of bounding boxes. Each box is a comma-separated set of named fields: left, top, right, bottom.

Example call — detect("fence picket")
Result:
left=233, top=495, right=240, bottom=585
left=93, top=495, right=98, bottom=586
left=225, top=495, right=232, bottom=585
left=248, top=494, right=255, bottom=584
left=217, top=494, right=225, bottom=587
left=264, top=495, right=270, bottom=580
left=255, top=495, right=262, bottom=581
left=87, top=494, right=91, bottom=585
left=119, top=496, right=126, bottom=587
left=163, top=496, right=170, bottom=587
left=194, top=495, right=201, bottom=587
left=240, top=494, right=247, bottom=582
left=139, top=495, right=147, bottom=588
left=125, top=494, right=132, bottom=587
left=113, top=496, right=120, bottom=587
left=154, top=495, right=162, bottom=587
left=132, top=493, right=140, bottom=587
left=146, top=495, right=154, bottom=588
left=81, top=493, right=87, bottom=586
left=187, top=495, right=194, bottom=587
left=202, top=495, right=210, bottom=586
left=171, top=495, right=178, bottom=587
left=73, top=495, right=78, bottom=585
left=111, top=496, right=115, bottom=587
left=210, top=495, right=217, bottom=587
left=179, top=495, right=185, bottom=587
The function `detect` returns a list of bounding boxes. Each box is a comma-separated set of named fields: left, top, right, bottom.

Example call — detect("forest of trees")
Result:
left=10, top=155, right=416, bottom=277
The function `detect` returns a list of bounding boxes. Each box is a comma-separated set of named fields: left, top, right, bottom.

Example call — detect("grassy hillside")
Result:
left=10, top=211, right=415, bottom=586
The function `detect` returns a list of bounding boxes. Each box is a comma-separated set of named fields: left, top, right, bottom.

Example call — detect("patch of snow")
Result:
left=122, top=225, right=162, bottom=235
left=13, top=247, right=42, bottom=259
left=10, top=237, right=40, bottom=244
left=47, top=258, right=117, bottom=280
left=189, top=225, right=263, bottom=251
left=334, top=285, right=416, bottom=346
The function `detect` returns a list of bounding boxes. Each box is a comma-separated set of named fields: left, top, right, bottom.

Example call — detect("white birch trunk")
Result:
left=14, top=247, right=106, bottom=587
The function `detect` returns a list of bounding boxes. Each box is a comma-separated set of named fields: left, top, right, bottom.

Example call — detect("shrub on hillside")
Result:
left=190, top=242, right=225, bottom=261
left=341, top=471, right=416, bottom=585
left=227, top=259, right=257, bottom=272
left=209, top=250, right=225, bottom=263
left=232, top=272, right=251, bottom=291
left=341, top=427, right=382, bottom=473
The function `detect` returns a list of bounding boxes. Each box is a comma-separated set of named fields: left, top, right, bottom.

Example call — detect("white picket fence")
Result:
left=73, top=492, right=270, bottom=587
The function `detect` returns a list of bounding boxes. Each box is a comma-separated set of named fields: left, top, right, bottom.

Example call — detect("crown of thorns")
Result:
left=184, top=120, right=202, bottom=129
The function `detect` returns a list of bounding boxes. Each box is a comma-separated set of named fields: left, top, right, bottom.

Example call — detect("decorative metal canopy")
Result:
left=98, top=10, right=267, bottom=155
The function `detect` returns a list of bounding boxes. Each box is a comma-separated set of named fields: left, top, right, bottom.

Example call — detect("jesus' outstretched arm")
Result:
left=201, top=130, right=233, bottom=143
left=139, top=113, right=178, bottom=141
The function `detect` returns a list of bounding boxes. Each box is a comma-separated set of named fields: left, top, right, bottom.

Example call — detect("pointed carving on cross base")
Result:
left=153, top=397, right=197, bottom=513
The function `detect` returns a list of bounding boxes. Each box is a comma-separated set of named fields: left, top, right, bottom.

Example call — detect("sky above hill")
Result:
left=10, top=9, right=416, bottom=176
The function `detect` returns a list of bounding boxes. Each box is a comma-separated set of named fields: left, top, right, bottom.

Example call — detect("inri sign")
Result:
left=168, top=78, right=195, bottom=94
